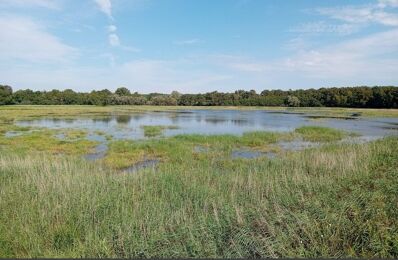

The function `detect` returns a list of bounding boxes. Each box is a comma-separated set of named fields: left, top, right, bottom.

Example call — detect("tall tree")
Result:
left=0, top=85, right=13, bottom=105
left=115, top=87, right=131, bottom=96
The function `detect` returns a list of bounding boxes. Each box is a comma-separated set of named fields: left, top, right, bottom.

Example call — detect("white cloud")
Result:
left=214, top=29, right=398, bottom=84
left=0, top=0, right=60, bottom=9
left=120, top=45, right=141, bottom=52
left=284, top=37, right=312, bottom=51
left=378, top=0, right=398, bottom=8
left=173, top=39, right=201, bottom=45
left=94, top=0, right=113, bottom=19
left=108, top=33, right=120, bottom=46
left=316, top=3, right=398, bottom=27
left=107, top=25, right=117, bottom=32
left=93, top=1, right=137, bottom=51
left=107, top=32, right=140, bottom=51
left=0, top=15, right=76, bottom=63
left=3, top=38, right=398, bottom=92
left=1, top=58, right=233, bottom=93
left=211, top=55, right=272, bottom=73
left=291, top=21, right=360, bottom=35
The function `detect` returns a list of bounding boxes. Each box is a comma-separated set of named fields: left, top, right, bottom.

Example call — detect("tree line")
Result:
left=1, top=85, right=397, bottom=108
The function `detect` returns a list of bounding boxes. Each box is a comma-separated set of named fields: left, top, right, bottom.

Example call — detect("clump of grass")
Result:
left=104, top=140, right=162, bottom=169
left=62, top=129, right=87, bottom=139
left=295, top=126, right=347, bottom=142
left=0, top=124, right=30, bottom=135
left=241, top=131, right=294, bottom=147
left=0, top=129, right=96, bottom=155
left=141, top=125, right=178, bottom=137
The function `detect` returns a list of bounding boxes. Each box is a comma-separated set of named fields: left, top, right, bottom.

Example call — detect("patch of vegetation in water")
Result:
left=55, top=129, right=88, bottom=140
left=174, top=131, right=293, bottom=149
left=102, top=131, right=294, bottom=170
left=295, top=126, right=349, bottom=142
left=104, top=140, right=163, bottom=169
left=304, top=115, right=357, bottom=120
left=141, top=125, right=179, bottom=137
left=0, top=124, right=30, bottom=136
left=0, top=128, right=97, bottom=155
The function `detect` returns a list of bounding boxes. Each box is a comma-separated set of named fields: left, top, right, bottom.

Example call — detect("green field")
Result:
left=0, top=106, right=397, bottom=258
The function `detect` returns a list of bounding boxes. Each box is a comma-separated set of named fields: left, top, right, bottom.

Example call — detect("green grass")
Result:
left=0, top=128, right=96, bottom=155
left=141, top=125, right=178, bottom=137
left=0, top=138, right=397, bottom=257
left=295, top=126, right=347, bottom=142
left=102, top=131, right=296, bottom=169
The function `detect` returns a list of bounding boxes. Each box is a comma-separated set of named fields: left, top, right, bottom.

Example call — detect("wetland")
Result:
left=0, top=105, right=398, bottom=258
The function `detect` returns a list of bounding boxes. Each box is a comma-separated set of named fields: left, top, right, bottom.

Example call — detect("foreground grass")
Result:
left=1, top=137, right=397, bottom=257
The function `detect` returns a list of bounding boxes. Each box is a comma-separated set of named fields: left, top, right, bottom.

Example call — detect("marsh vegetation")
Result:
left=0, top=106, right=397, bottom=258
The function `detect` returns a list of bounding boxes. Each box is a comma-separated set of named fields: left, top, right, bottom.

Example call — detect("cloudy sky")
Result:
left=1, top=0, right=398, bottom=93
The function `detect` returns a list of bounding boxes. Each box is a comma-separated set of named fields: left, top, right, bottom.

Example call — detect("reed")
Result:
left=1, top=137, right=397, bottom=257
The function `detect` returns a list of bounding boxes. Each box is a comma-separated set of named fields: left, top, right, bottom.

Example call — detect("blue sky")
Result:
left=1, top=0, right=398, bottom=93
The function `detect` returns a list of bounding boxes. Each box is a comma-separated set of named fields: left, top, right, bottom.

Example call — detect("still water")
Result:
left=15, top=110, right=398, bottom=140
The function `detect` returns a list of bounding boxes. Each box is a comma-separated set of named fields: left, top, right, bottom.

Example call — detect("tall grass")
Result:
left=1, top=138, right=397, bottom=257
left=295, top=126, right=346, bottom=142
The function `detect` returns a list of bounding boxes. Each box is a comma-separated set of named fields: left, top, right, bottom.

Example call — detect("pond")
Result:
left=14, top=109, right=398, bottom=140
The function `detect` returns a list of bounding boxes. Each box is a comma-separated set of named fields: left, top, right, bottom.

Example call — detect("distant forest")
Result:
left=0, top=85, right=397, bottom=108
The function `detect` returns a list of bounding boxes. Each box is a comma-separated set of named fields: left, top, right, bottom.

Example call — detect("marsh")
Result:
left=0, top=106, right=398, bottom=258
left=13, top=109, right=398, bottom=140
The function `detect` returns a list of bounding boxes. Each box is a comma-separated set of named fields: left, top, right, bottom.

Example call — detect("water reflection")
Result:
left=116, top=115, right=132, bottom=124
left=92, top=117, right=112, bottom=123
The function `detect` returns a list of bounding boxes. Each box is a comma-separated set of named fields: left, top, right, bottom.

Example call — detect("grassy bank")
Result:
left=0, top=136, right=397, bottom=257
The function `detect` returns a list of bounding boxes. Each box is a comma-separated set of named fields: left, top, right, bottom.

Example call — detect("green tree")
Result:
left=171, top=91, right=182, bottom=100
left=0, top=85, right=13, bottom=105
left=115, top=87, right=131, bottom=96
left=285, top=95, right=301, bottom=107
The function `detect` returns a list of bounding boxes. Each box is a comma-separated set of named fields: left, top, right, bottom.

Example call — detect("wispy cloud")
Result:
left=283, top=37, right=312, bottom=51
left=0, top=15, right=76, bottom=63
left=0, top=0, right=60, bottom=9
left=316, top=1, right=398, bottom=27
left=2, top=58, right=232, bottom=93
left=105, top=24, right=140, bottom=51
left=94, top=0, right=139, bottom=52
left=220, top=28, right=398, bottom=82
left=291, top=21, right=361, bottom=35
left=107, top=25, right=117, bottom=32
left=284, top=29, right=398, bottom=77
left=173, top=39, right=202, bottom=45
left=378, top=0, right=398, bottom=8
left=105, top=24, right=119, bottom=46
left=108, top=33, right=120, bottom=46
left=94, top=0, right=113, bottom=20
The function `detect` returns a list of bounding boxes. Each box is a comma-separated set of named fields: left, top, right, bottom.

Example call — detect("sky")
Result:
left=1, top=0, right=398, bottom=93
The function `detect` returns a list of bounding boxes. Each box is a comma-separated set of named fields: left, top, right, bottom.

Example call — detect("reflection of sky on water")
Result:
left=15, top=110, right=398, bottom=140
